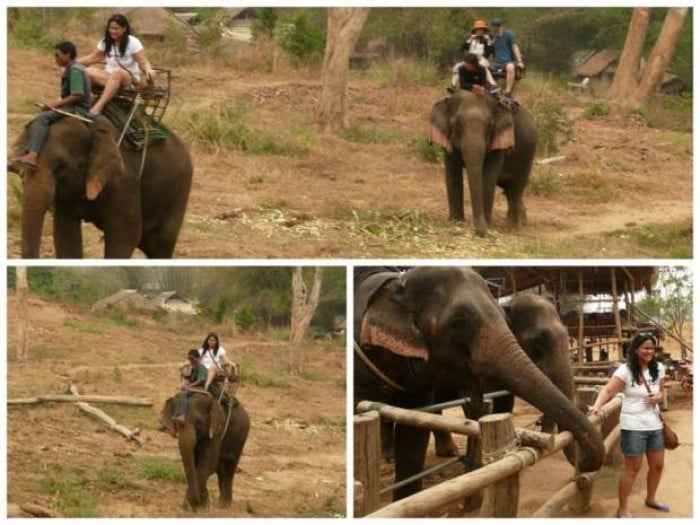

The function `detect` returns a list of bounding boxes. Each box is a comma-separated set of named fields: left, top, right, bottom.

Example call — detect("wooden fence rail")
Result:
left=355, top=392, right=623, bottom=518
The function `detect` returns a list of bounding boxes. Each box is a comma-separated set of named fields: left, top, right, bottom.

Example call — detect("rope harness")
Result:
left=354, top=340, right=409, bottom=393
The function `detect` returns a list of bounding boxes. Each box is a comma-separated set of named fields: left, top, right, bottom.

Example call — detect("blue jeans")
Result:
left=620, top=429, right=664, bottom=456
left=24, top=111, right=65, bottom=154
left=174, top=391, right=190, bottom=418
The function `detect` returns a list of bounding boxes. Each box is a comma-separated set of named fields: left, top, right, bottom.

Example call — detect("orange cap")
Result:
left=473, top=20, right=488, bottom=30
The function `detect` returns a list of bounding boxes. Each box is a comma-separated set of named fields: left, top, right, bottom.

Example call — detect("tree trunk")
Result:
left=607, top=8, right=650, bottom=102
left=16, top=266, right=29, bottom=361
left=609, top=8, right=688, bottom=106
left=289, top=267, right=324, bottom=372
left=315, top=7, right=370, bottom=132
left=637, top=8, right=688, bottom=99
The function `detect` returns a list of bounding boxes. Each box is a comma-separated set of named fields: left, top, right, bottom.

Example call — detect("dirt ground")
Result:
left=5, top=45, right=692, bottom=258
left=372, top=339, right=693, bottom=518
left=5, top=293, right=346, bottom=517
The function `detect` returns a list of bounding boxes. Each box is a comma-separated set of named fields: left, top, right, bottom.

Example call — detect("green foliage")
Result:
left=275, top=12, right=325, bottom=64
left=528, top=170, right=561, bottom=197
left=63, top=318, right=103, bottom=334
left=411, top=135, right=443, bottom=163
left=583, top=102, right=611, bottom=119
left=367, top=59, right=442, bottom=88
left=136, top=457, right=185, bottom=483
left=239, top=359, right=291, bottom=388
left=529, top=101, right=573, bottom=156
left=100, top=309, right=138, bottom=329
left=629, top=107, right=650, bottom=126
left=630, top=223, right=692, bottom=259
left=234, top=305, right=257, bottom=332
left=252, top=7, right=279, bottom=40
left=112, top=366, right=123, bottom=381
left=211, top=295, right=231, bottom=324
left=39, top=469, right=99, bottom=517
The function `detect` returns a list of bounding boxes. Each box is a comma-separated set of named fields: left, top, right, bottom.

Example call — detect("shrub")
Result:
left=234, top=306, right=256, bottom=332
left=530, top=101, right=573, bottom=157
left=136, top=457, right=185, bottom=483
left=276, top=12, right=325, bottom=64
left=39, top=470, right=99, bottom=517
left=583, top=101, right=611, bottom=119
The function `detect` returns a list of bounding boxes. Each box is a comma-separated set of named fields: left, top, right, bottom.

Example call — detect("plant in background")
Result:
left=275, top=12, right=325, bottom=64
left=252, top=7, right=278, bottom=40
left=530, top=101, right=573, bottom=157
left=234, top=305, right=257, bottom=332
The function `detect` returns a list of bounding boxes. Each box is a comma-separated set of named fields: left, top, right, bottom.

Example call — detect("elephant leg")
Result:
left=178, top=425, right=201, bottom=508
left=380, top=419, right=395, bottom=462
left=434, top=428, right=459, bottom=457
left=482, top=151, right=504, bottom=227
left=217, top=459, right=235, bottom=507
left=100, top=203, right=141, bottom=258
left=53, top=203, right=83, bottom=258
left=393, top=423, right=430, bottom=500
left=444, top=150, right=465, bottom=222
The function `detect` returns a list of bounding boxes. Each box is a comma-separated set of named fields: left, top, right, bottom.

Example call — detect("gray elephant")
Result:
left=432, top=293, right=577, bottom=464
left=12, top=116, right=192, bottom=258
left=429, top=91, right=536, bottom=236
left=354, top=267, right=604, bottom=501
left=160, top=393, right=250, bottom=510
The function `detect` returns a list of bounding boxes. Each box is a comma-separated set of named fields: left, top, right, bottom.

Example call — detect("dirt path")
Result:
left=6, top=47, right=692, bottom=258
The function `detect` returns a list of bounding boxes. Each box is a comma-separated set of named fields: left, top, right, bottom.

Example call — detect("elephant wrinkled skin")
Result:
left=14, top=116, right=193, bottom=258
left=354, top=267, right=605, bottom=501
left=429, top=91, right=536, bottom=236
left=160, top=393, right=250, bottom=510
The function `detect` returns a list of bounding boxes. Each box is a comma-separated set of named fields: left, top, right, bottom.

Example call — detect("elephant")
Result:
left=13, top=115, right=193, bottom=258
left=431, top=293, right=577, bottom=464
left=160, top=392, right=250, bottom=509
left=354, top=267, right=604, bottom=501
left=428, top=90, right=537, bottom=236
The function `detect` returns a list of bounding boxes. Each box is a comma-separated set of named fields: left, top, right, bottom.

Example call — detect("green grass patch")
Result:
left=528, top=170, right=562, bottom=197
left=339, top=123, right=400, bottom=144
left=239, top=358, right=291, bottom=388
left=299, top=369, right=326, bottom=382
left=367, top=58, right=442, bottom=88
left=411, top=134, right=443, bottom=163
left=625, top=222, right=692, bottom=258
left=136, top=457, right=185, bottom=483
left=63, top=318, right=103, bottom=334
left=655, top=130, right=692, bottom=151
left=39, top=469, right=99, bottom=517
left=98, top=468, right=140, bottom=490
left=98, top=309, right=138, bottom=329
left=583, top=101, right=611, bottom=119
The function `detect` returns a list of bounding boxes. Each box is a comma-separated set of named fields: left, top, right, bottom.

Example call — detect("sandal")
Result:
left=645, top=500, right=670, bottom=512
left=615, top=509, right=632, bottom=518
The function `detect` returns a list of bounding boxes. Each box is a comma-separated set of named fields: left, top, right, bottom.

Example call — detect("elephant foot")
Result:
left=435, top=442, right=459, bottom=457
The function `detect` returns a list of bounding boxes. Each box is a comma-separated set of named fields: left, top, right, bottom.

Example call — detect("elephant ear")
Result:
left=490, top=105, right=515, bottom=151
left=359, top=277, right=429, bottom=361
left=85, top=117, right=124, bottom=200
left=428, top=96, right=453, bottom=152
left=208, top=398, right=224, bottom=440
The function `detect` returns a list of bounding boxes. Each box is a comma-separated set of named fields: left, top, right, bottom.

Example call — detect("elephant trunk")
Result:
left=473, top=325, right=605, bottom=473
left=178, top=425, right=201, bottom=508
left=460, top=121, right=488, bottom=236
left=21, top=164, right=56, bottom=258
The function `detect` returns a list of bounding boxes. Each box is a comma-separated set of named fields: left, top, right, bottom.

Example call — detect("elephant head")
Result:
left=428, top=91, right=519, bottom=236
left=357, top=267, right=605, bottom=474
left=159, top=394, right=224, bottom=509
left=503, top=293, right=577, bottom=464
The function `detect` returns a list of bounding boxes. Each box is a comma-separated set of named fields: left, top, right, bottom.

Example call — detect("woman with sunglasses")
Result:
left=589, top=332, right=669, bottom=517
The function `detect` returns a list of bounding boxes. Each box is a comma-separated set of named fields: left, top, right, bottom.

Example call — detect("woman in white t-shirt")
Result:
left=77, top=13, right=156, bottom=118
left=589, top=333, right=668, bottom=518
left=199, top=332, right=237, bottom=392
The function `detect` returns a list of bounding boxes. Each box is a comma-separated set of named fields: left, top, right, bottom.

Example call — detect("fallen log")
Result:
left=20, top=503, right=59, bottom=517
left=8, top=394, right=152, bottom=406
left=69, top=384, right=144, bottom=446
left=535, top=155, right=567, bottom=165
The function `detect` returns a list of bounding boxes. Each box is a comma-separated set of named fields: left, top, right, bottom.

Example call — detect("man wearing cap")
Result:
left=452, top=20, right=499, bottom=93
left=488, top=18, right=524, bottom=99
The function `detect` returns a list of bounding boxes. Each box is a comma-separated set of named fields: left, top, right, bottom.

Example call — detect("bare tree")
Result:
left=289, top=267, right=324, bottom=372
left=315, top=7, right=370, bottom=132
left=16, top=266, right=29, bottom=361
left=608, top=7, right=688, bottom=106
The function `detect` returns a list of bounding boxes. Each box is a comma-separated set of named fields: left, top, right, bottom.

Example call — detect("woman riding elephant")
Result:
left=428, top=90, right=536, bottom=236
left=160, top=392, right=250, bottom=509
left=12, top=115, right=192, bottom=258
left=354, top=267, right=605, bottom=501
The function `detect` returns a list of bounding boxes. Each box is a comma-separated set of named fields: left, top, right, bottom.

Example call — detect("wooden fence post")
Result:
left=571, top=388, right=598, bottom=514
left=478, top=413, right=519, bottom=517
left=354, top=411, right=381, bottom=516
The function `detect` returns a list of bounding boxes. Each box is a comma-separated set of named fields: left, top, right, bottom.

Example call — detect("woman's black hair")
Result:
left=626, top=332, right=659, bottom=383
left=103, top=13, right=131, bottom=58
left=201, top=332, right=220, bottom=355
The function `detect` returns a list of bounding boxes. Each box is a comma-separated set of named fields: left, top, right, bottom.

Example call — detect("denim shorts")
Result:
left=620, top=428, right=664, bottom=456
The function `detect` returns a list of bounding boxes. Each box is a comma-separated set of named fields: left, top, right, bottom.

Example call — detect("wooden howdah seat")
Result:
left=91, top=67, right=171, bottom=124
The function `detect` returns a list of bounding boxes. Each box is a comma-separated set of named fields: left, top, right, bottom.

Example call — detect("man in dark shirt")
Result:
left=454, top=53, right=492, bottom=95
left=172, top=349, right=209, bottom=424
left=11, top=40, right=92, bottom=171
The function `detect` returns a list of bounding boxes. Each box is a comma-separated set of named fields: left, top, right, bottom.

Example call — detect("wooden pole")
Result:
left=8, top=394, right=153, bottom=406
left=356, top=401, right=481, bottom=437
left=573, top=376, right=610, bottom=385
left=570, top=388, right=598, bottom=514
left=479, top=413, right=520, bottom=517
left=69, top=385, right=143, bottom=446
left=577, top=269, right=585, bottom=363
left=353, top=411, right=381, bottom=516
left=611, top=268, right=622, bottom=341
left=16, top=266, right=29, bottom=361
